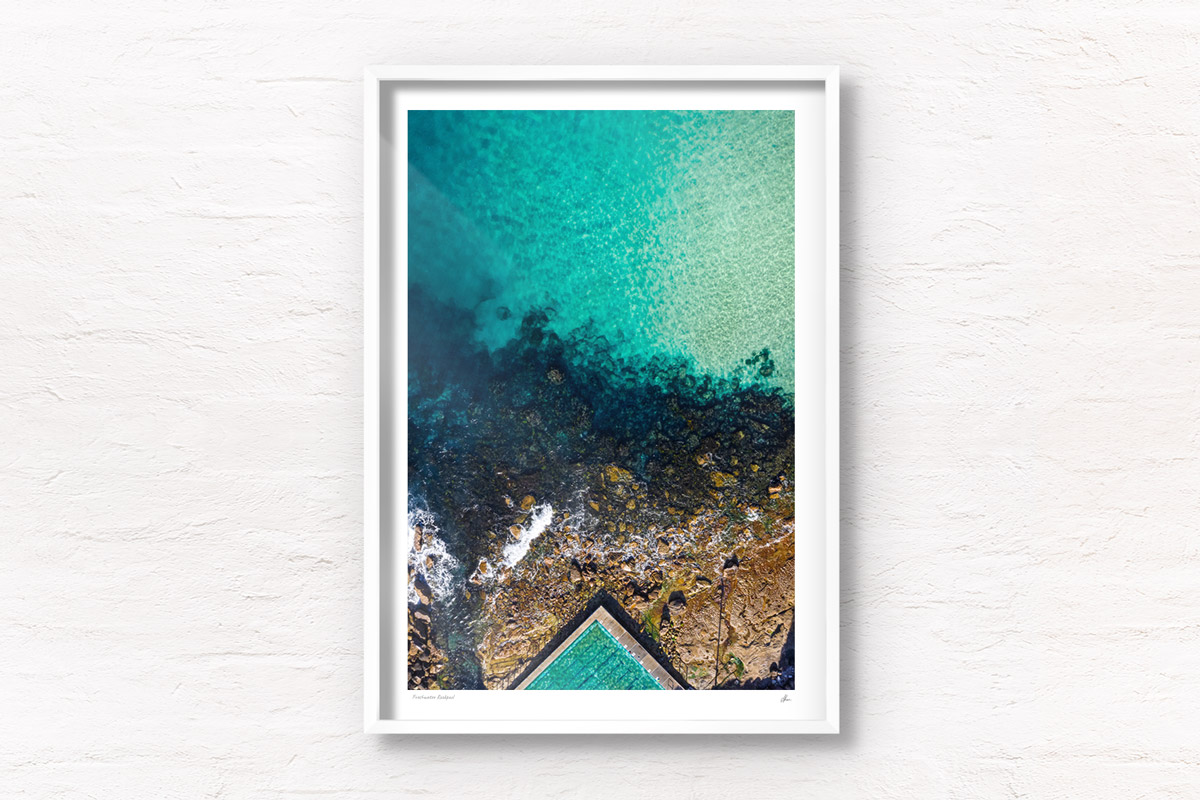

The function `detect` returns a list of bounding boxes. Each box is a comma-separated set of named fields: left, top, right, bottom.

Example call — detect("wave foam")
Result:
left=407, top=507, right=459, bottom=605
left=500, top=503, right=554, bottom=568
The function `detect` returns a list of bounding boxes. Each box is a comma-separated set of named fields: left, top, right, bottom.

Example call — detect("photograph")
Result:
left=404, top=108, right=798, bottom=691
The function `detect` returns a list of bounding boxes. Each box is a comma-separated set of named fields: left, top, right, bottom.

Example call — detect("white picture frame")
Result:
left=365, top=65, right=839, bottom=734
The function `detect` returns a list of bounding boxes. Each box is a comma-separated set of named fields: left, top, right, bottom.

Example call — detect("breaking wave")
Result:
left=500, top=503, right=554, bottom=568
left=407, top=506, right=459, bottom=605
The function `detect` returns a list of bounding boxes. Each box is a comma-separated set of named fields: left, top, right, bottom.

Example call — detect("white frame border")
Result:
left=365, top=65, right=839, bottom=734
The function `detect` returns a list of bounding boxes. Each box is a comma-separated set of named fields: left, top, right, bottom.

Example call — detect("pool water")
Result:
left=525, top=621, right=664, bottom=690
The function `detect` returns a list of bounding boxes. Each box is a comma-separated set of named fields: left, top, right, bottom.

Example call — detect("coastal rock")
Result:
left=673, top=534, right=795, bottom=688
left=411, top=609, right=432, bottom=637
left=406, top=605, right=447, bottom=690
left=473, top=492, right=795, bottom=690
left=413, top=574, right=434, bottom=606
left=668, top=590, right=687, bottom=611
left=712, top=472, right=737, bottom=488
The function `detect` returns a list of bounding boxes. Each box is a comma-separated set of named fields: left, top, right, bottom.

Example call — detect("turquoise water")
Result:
left=408, top=110, right=795, bottom=391
left=526, top=621, right=664, bottom=691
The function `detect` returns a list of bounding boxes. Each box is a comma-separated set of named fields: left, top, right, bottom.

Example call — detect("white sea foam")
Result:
left=407, top=507, right=458, bottom=605
left=500, top=503, right=554, bottom=568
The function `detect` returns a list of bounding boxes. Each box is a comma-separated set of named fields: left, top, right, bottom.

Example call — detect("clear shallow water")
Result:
left=408, top=110, right=796, bottom=390
left=526, top=621, right=664, bottom=691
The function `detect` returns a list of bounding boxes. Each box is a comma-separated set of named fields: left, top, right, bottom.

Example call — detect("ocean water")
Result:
left=405, top=110, right=796, bottom=689
left=408, top=110, right=795, bottom=391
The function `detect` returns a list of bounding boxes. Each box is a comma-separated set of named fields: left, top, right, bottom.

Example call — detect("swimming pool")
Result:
left=525, top=620, right=665, bottom=691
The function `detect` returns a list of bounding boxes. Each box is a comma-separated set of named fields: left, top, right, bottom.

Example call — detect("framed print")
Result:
left=365, top=66, right=839, bottom=734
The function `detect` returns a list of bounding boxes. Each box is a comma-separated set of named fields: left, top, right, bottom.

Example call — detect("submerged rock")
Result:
left=604, top=465, right=632, bottom=485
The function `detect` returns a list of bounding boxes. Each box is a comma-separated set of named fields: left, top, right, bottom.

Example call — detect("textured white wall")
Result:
left=3, top=1, right=1198, bottom=797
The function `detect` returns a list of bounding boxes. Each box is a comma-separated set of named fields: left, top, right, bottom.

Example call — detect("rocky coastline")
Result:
left=406, top=306, right=796, bottom=690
